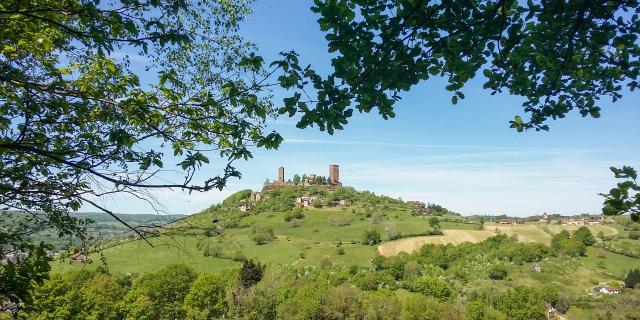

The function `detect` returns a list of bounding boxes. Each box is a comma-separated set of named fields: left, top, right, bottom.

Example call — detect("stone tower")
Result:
left=329, top=164, right=339, bottom=184
left=278, top=167, right=285, bottom=184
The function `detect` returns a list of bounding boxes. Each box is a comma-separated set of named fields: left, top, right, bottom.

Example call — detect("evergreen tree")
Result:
left=625, top=268, right=640, bottom=288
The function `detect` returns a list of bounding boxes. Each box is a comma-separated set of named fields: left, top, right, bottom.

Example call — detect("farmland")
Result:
left=378, top=224, right=619, bottom=256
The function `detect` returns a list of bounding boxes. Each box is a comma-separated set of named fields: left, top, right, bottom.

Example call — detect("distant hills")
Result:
left=0, top=211, right=186, bottom=251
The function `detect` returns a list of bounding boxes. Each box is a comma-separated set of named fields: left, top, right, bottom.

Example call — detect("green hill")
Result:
left=52, top=186, right=472, bottom=274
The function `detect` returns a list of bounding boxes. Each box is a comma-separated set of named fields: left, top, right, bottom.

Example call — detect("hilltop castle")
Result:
left=262, top=164, right=342, bottom=191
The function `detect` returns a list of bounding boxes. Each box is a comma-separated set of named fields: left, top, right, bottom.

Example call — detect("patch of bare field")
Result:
left=378, top=224, right=620, bottom=256
left=377, top=230, right=495, bottom=256
left=545, top=225, right=618, bottom=236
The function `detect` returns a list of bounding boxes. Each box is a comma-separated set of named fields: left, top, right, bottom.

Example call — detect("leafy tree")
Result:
left=625, top=268, right=640, bottom=288
left=293, top=174, right=302, bottom=185
left=362, top=289, right=401, bottom=320
left=363, top=229, right=382, bottom=245
left=120, top=293, right=154, bottom=320
left=276, top=283, right=327, bottom=320
left=237, top=260, right=265, bottom=289
left=601, top=166, right=639, bottom=222
left=132, top=264, right=197, bottom=320
left=408, top=276, right=454, bottom=301
left=311, top=1, right=640, bottom=132
left=550, top=230, right=571, bottom=251
left=487, top=264, right=508, bottom=280
left=557, top=238, right=586, bottom=257
left=0, top=232, right=52, bottom=307
left=428, top=217, right=441, bottom=232
left=283, top=207, right=304, bottom=222
left=321, top=284, right=364, bottom=320
left=573, top=227, right=596, bottom=246
left=464, top=301, right=487, bottom=320
left=402, top=295, right=445, bottom=320
left=31, top=273, right=88, bottom=320
left=183, top=273, right=227, bottom=320
left=81, top=273, right=124, bottom=320
left=499, top=286, right=546, bottom=320
left=249, top=225, right=275, bottom=245
left=0, top=0, right=324, bottom=305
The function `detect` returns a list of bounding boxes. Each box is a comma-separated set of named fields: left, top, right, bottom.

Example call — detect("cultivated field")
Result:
left=378, top=224, right=619, bottom=256
left=378, top=229, right=495, bottom=256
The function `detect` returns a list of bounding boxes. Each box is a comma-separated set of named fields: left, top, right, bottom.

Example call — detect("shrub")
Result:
left=573, top=227, right=596, bottom=246
left=320, top=256, right=333, bottom=269
left=363, top=289, right=401, bottom=320
left=402, top=295, right=445, bottom=320
left=363, top=229, right=382, bottom=245
left=629, top=231, right=640, bottom=239
left=336, top=247, right=345, bottom=255
left=353, top=271, right=397, bottom=291
left=283, top=207, right=304, bottom=222
left=625, top=268, right=640, bottom=288
left=289, top=218, right=301, bottom=228
left=250, top=225, right=275, bottom=245
left=488, top=264, right=508, bottom=280
left=408, top=277, right=454, bottom=301
left=237, top=260, right=265, bottom=288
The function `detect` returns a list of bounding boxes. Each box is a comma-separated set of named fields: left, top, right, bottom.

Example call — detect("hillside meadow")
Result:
left=27, top=187, right=640, bottom=320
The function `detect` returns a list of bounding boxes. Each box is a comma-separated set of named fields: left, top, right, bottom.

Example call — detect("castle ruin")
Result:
left=329, top=164, right=339, bottom=184
left=262, top=164, right=342, bottom=191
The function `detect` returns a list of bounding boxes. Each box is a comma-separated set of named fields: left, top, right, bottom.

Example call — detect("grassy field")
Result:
left=378, top=230, right=496, bottom=256
left=54, top=206, right=466, bottom=274
left=52, top=200, right=625, bottom=277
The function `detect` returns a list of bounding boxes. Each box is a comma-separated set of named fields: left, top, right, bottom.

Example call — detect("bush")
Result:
left=408, top=277, right=454, bottom=301
left=289, top=218, right=301, bottom=228
left=336, top=247, right=345, bottom=255
left=249, top=225, right=275, bottom=245
left=402, top=295, right=445, bottom=320
left=353, top=271, right=397, bottom=291
left=629, top=231, right=640, bottom=240
left=363, top=229, right=382, bottom=245
left=237, top=260, right=265, bottom=288
left=573, top=227, right=596, bottom=246
left=283, top=207, right=304, bottom=222
left=320, top=256, right=332, bottom=269
left=488, top=264, right=508, bottom=280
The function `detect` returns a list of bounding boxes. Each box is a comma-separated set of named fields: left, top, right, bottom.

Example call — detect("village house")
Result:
left=239, top=204, right=252, bottom=212
left=296, top=196, right=317, bottom=207
left=250, top=192, right=263, bottom=202
left=500, top=219, right=517, bottom=226
left=597, top=284, right=620, bottom=295
left=329, top=199, right=350, bottom=207
left=534, top=262, right=542, bottom=273
left=539, top=212, right=549, bottom=223
left=565, top=217, right=586, bottom=225
left=1, top=251, right=28, bottom=264
left=70, top=252, right=87, bottom=262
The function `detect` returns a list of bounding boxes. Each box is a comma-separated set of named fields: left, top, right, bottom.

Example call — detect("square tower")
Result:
left=278, top=167, right=285, bottom=184
left=329, top=164, right=339, bottom=184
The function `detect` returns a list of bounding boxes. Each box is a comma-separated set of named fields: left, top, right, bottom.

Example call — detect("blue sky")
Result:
left=98, top=0, right=640, bottom=217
